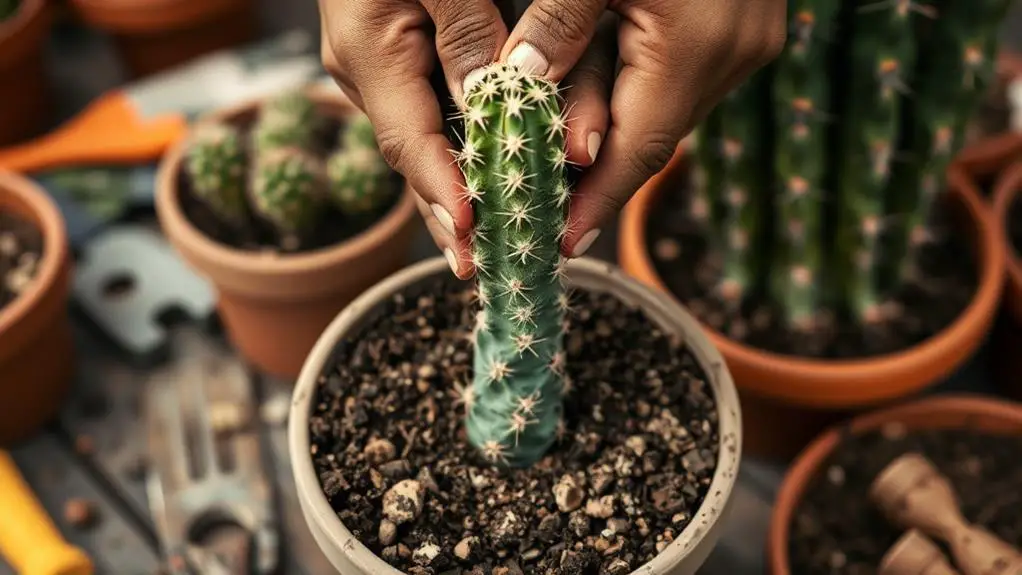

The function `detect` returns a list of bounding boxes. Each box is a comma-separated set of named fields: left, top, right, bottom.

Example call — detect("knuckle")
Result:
left=531, top=0, right=593, bottom=46
left=761, top=21, right=788, bottom=62
left=374, top=127, right=410, bottom=171
left=628, top=134, right=677, bottom=180
left=433, top=4, right=498, bottom=69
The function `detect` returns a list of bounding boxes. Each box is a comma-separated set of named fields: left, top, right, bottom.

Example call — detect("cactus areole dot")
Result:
left=457, top=64, right=571, bottom=468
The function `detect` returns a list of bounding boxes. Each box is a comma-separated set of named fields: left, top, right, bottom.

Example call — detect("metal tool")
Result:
left=144, top=328, right=278, bottom=575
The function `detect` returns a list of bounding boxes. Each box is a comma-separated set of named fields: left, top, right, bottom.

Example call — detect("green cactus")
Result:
left=342, top=112, right=379, bottom=151
left=183, top=121, right=249, bottom=226
left=0, top=0, right=18, bottom=20
left=248, top=147, right=325, bottom=247
left=687, top=0, right=1013, bottom=338
left=252, top=110, right=316, bottom=153
left=456, top=63, right=568, bottom=468
left=263, top=89, right=318, bottom=127
left=326, top=146, right=396, bottom=215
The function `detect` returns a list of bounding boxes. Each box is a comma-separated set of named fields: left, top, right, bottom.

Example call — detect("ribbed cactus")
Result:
left=456, top=63, right=568, bottom=468
left=689, top=0, right=1013, bottom=336
left=183, top=121, right=249, bottom=227
left=248, top=147, right=325, bottom=247
left=252, top=91, right=318, bottom=152
left=326, top=147, right=396, bottom=214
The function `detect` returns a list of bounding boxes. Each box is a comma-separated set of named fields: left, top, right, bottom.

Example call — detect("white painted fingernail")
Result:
left=571, top=228, right=600, bottom=258
left=462, top=67, right=489, bottom=99
left=444, top=247, right=459, bottom=275
left=430, top=203, right=456, bottom=236
left=587, top=132, right=602, bottom=163
left=507, top=42, right=549, bottom=76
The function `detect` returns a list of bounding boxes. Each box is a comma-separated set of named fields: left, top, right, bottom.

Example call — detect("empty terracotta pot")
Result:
left=156, top=87, right=420, bottom=380
left=0, top=170, right=75, bottom=446
left=618, top=150, right=1006, bottom=461
left=0, top=0, right=54, bottom=146
left=69, top=0, right=256, bottom=78
left=767, top=394, right=1022, bottom=575
left=990, top=160, right=1022, bottom=400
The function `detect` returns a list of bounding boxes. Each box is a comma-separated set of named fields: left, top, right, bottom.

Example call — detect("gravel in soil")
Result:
left=789, top=424, right=1022, bottom=575
left=1010, top=195, right=1022, bottom=260
left=646, top=175, right=978, bottom=359
left=309, top=280, right=723, bottom=575
left=0, top=212, right=44, bottom=312
left=179, top=115, right=402, bottom=254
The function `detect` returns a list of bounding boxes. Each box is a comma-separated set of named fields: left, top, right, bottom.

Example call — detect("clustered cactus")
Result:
left=454, top=64, right=571, bottom=468
left=691, top=0, right=1013, bottom=334
left=183, top=89, right=398, bottom=249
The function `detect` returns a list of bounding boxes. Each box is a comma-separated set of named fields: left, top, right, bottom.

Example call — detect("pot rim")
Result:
left=992, top=160, right=1022, bottom=319
left=0, top=170, right=69, bottom=338
left=155, top=85, right=419, bottom=297
left=766, top=393, right=1022, bottom=575
left=619, top=150, right=1005, bottom=406
left=288, top=256, right=743, bottom=575
left=68, top=0, right=246, bottom=32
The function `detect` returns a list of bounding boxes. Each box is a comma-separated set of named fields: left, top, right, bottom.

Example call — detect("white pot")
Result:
left=289, top=257, right=743, bottom=575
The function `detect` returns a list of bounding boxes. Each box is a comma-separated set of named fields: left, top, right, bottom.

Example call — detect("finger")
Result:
left=560, top=13, right=618, bottom=167
left=499, top=0, right=608, bottom=81
left=415, top=195, right=476, bottom=278
left=420, top=0, right=509, bottom=107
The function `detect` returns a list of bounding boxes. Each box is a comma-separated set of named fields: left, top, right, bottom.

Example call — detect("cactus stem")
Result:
left=486, top=360, right=513, bottom=385
left=452, top=382, right=475, bottom=412
left=498, top=275, right=533, bottom=300
left=498, top=168, right=534, bottom=197
left=506, top=412, right=539, bottom=446
left=513, top=333, right=546, bottom=357
left=480, top=440, right=509, bottom=464
left=509, top=236, right=541, bottom=264
left=500, top=133, right=532, bottom=160
left=462, top=178, right=485, bottom=203
left=497, top=203, right=540, bottom=231
left=549, top=351, right=566, bottom=375
left=509, top=305, right=537, bottom=327
left=516, top=391, right=543, bottom=416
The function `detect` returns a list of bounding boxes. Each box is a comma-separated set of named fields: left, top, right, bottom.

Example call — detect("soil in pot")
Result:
left=308, top=279, right=720, bottom=575
left=178, top=93, right=403, bottom=255
left=0, top=211, right=43, bottom=311
left=788, top=423, right=1022, bottom=575
left=645, top=173, right=978, bottom=360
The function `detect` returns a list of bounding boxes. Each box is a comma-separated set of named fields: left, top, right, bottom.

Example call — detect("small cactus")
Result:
left=248, top=147, right=325, bottom=247
left=326, top=147, right=396, bottom=215
left=262, top=89, right=318, bottom=127
left=251, top=90, right=320, bottom=152
left=342, top=112, right=379, bottom=151
left=183, top=121, right=249, bottom=227
left=456, top=63, right=569, bottom=468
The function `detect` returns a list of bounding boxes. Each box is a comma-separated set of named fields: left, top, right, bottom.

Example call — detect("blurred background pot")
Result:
left=0, top=0, right=54, bottom=146
left=990, top=161, right=1022, bottom=400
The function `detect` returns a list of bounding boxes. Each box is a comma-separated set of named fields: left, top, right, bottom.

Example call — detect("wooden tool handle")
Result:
left=0, top=451, right=93, bottom=575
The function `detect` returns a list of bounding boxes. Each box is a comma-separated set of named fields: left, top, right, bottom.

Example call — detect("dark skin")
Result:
left=318, top=0, right=787, bottom=277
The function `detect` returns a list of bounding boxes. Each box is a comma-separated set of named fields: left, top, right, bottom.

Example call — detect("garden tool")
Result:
left=144, top=328, right=278, bottom=575
left=871, top=453, right=1022, bottom=575
left=879, top=529, right=959, bottom=575
left=0, top=451, right=93, bottom=575
left=0, top=29, right=324, bottom=174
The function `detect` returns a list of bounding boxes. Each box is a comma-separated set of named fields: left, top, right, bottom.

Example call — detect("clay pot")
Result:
left=955, top=132, right=1022, bottom=185
left=69, top=0, right=256, bottom=78
left=0, top=0, right=54, bottom=146
left=990, top=161, right=1022, bottom=399
left=289, top=256, right=743, bottom=575
left=767, top=394, right=1022, bottom=575
left=618, top=150, right=1006, bottom=461
left=0, top=170, right=74, bottom=446
left=156, top=87, right=420, bottom=380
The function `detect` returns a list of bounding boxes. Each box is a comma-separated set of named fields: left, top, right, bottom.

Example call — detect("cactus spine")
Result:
left=183, top=121, right=249, bottom=227
left=457, top=64, right=568, bottom=468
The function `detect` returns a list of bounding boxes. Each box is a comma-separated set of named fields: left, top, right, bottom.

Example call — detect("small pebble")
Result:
left=454, top=536, right=478, bottom=561
left=364, top=438, right=397, bottom=466
left=412, top=542, right=440, bottom=566
left=553, top=474, right=584, bottom=512
left=382, top=479, right=423, bottom=525
left=585, top=495, right=616, bottom=519
left=379, top=519, right=397, bottom=546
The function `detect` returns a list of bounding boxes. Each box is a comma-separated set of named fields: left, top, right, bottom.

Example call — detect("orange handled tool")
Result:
left=0, top=451, right=93, bottom=575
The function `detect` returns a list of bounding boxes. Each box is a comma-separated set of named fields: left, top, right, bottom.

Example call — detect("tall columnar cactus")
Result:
left=688, top=0, right=1013, bottom=334
left=248, top=147, right=325, bottom=247
left=456, top=64, right=569, bottom=468
left=183, top=121, right=249, bottom=227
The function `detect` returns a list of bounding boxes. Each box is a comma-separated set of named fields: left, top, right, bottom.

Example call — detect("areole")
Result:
left=289, top=256, right=743, bottom=575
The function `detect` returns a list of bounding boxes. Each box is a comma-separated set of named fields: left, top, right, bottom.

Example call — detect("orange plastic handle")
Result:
left=0, top=90, right=187, bottom=174
left=0, top=451, right=94, bottom=575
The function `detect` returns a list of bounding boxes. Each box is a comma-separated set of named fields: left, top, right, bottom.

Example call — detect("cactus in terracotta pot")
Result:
left=689, top=0, right=1013, bottom=334
left=249, top=146, right=326, bottom=249
left=183, top=121, right=250, bottom=228
left=252, top=90, right=319, bottom=152
left=455, top=63, right=570, bottom=468
left=326, top=147, right=396, bottom=215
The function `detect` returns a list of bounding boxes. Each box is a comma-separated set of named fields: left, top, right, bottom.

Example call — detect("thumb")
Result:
left=421, top=0, right=509, bottom=106
left=500, top=0, right=608, bottom=81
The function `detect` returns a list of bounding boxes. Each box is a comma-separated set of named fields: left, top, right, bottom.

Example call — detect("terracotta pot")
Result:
left=289, top=257, right=743, bottom=575
left=990, top=161, right=1022, bottom=399
left=69, top=0, right=256, bottom=78
left=767, top=394, right=1022, bottom=575
left=954, top=132, right=1022, bottom=185
left=156, top=87, right=420, bottom=380
left=0, top=170, right=74, bottom=446
left=618, top=150, right=1006, bottom=460
left=0, top=0, right=54, bottom=146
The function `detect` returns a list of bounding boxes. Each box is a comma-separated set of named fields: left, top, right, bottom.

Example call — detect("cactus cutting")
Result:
left=455, top=63, right=570, bottom=468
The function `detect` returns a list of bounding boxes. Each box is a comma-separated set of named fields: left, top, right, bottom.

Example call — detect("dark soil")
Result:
left=646, top=175, right=978, bottom=359
left=178, top=115, right=402, bottom=254
left=789, top=424, right=1022, bottom=575
left=0, top=212, right=44, bottom=312
left=1010, top=195, right=1022, bottom=260
left=308, top=280, right=723, bottom=575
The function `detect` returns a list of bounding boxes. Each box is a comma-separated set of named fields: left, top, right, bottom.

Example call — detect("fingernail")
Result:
left=463, top=67, right=489, bottom=99
left=571, top=228, right=600, bottom=258
left=430, top=203, right=456, bottom=236
left=587, top=132, right=602, bottom=164
left=507, top=42, right=549, bottom=76
left=444, top=247, right=460, bottom=275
